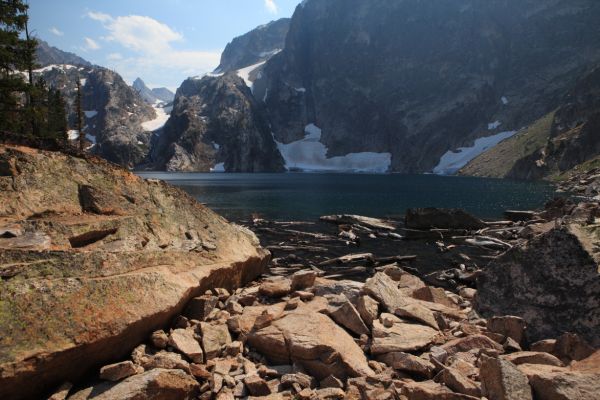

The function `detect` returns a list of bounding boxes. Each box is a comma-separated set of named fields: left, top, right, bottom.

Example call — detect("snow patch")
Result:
left=210, top=163, right=225, bottom=173
left=141, top=106, right=169, bottom=131
left=84, top=110, right=97, bottom=118
left=294, top=87, right=307, bottom=93
left=212, top=142, right=220, bottom=150
left=67, top=130, right=79, bottom=140
left=33, top=64, right=77, bottom=73
left=275, top=124, right=392, bottom=173
left=80, top=78, right=87, bottom=87
left=488, top=120, right=502, bottom=130
left=433, top=130, right=517, bottom=175
left=501, top=96, right=509, bottom=105
left=236, top=61, right=266, bottom=90
left=86, top=134, right=96, bottom=144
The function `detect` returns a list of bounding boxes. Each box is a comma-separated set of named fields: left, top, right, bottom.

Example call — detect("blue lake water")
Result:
left=136, top=172, right=557, bottom=221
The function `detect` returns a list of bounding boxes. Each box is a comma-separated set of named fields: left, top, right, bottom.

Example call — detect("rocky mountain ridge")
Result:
left=150, top=0, right=600, bottom=173
left=148, top=73, right=284, bottom=172
left=132, top=77, right=175, bottom=104
left=215, top=18, right=290, bottom=73
left=33, top=41, right=163, bottom=168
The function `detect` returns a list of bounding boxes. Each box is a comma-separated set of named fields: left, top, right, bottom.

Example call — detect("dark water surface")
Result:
left=136, top=172, right=557, bottom=221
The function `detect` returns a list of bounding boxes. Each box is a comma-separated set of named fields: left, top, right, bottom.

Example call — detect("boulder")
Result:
left=199, top=322, right=231, bottom=360
left=185, top=295, right=219, bottom=321
left=476, top=225, right=600, bottom=346
left=518, top=363, right=600, bottom=400
left=441, top=335, right=504, bottom=357
left=291, top=270, right=317, bottom=290
left=99, top=361, right=142, bottom=381
left=247, top=311, right=373, bottom=380
left=480, top=355, right=533, bottom=400
left=68, top=368, right=199, bottom=399
left=400, top=380, right=478, bottom=400
left=371, top=320, right=439, bottom=354
left=486, top=316, right=526, bottom=345
left=439, top=367, right=481, bottom=397
left=405, top=208, right=486, bottom=230
left=259, top=277, right=293, bottom=297
left=355, top=295, right=379, bottom=327
left=364, top=272, right=439, bottom=329
left=0, top=145, right=269, bottom=400
left=376, top=352, right=435, bottom=378
left=169, top=329, right=204, bottom=363
left=501, top=351, right=563, bottom=367
left=325, top=294, right=369, bottom=336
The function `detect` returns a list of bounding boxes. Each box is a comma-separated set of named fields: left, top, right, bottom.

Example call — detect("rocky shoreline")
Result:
left=1, top=145, right=599, bottom=399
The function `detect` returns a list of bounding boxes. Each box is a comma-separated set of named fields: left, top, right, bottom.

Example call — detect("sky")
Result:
left=28, top=0, right=300, bottom=90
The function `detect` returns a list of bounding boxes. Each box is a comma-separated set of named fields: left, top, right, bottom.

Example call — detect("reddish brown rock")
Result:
left=441, top=335, right=504, bottom=357
left=501, top=351, right=563, bottom=367
left=0, top=146, right=269, bottom=400
left=169, top=329, right=204, bottom=363
left=487, top=316, right=526, bottom=344
left=99, top=361, right=142, bottom=381
left=480, top=355, right=532, bottom=400
left=259, top=277, right=293, bottom=297
left=371, top=320, right=439, bottom=354
left=68, top=368, right=199, bottom=399
left=248, top=311, right=373, bottom=380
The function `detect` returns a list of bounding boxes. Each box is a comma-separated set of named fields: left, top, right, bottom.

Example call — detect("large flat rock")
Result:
left=0, top=145, right=270, bottom=400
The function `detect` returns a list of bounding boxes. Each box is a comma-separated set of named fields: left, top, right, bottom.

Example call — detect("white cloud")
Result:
left=103, top=15, right=183, bottom=54
left=84, top=37, right=100, bottom=50
left=49, top=27, right=63, bottom=36
left=87, top=11, right=112, bottom=23
left=107, top=52, right=123, bottom=61
left=86, top=11, right=221, bottom=87
left=264, top=0, right=278, bottom=14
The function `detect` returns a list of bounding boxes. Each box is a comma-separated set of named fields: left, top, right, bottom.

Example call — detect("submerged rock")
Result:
left=405, top=208, right=487, bottom=230
left=0, top=145, right=269, bottom=400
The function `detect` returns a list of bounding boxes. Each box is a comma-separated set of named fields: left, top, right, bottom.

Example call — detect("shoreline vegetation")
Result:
left=0, top=144, right=598, bottom=399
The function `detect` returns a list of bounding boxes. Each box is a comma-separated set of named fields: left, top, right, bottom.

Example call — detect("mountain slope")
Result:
left=216, top=18, right=290, bottom=73
left=461, top=64, right=600, bottom=180
left=133, top=77, right=174, bottom=104
left=36, top=65, right=156, bottom=167
left=149, top=73, right=284, bottom=172
left=33, top=40, right=160, bottom=168
left=254, top=0, right=600, bottom=173
left=36, top=39, right=92, bottom=68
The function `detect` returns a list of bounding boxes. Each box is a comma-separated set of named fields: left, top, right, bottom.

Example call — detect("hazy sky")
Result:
left=28, top=0, right=300, bottom=90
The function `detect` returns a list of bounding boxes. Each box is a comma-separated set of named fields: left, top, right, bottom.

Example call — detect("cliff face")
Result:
left=149, top=73, right=284, bottom=172
left=253, top=0, right=600, bottom=173
left=37, top=65, right=156, bottom=168
left=216, top=18, right=291, bottom=73
left=0, top=145, right=269, bottom=400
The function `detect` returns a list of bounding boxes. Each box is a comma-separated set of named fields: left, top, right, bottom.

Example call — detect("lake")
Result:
left=136, top=172, right=557, bottom=221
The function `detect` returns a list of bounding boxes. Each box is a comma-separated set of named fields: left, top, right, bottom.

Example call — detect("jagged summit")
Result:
left=133, top=77, right=175, bottom=104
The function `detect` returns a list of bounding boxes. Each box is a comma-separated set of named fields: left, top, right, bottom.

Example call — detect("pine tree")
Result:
left=75, top=79, right=84, bottom=151
left=0, top=0, right=30, bottom=134
left=47, top=88, right=67, bottom=141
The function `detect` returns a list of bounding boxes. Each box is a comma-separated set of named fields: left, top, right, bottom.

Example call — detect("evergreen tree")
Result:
left=0, top=0, right=30, bottom=133
left=47, top=88, right=67, bottom=141
left=75, top=79, right=84, bottom=151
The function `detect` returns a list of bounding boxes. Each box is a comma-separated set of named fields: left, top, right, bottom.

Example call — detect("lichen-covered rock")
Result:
left=0, top=145, right=269, bottom=400
left=476, top=225, right=600, bottom=346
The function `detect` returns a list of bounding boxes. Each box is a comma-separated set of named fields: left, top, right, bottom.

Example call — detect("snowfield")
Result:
left=141, top=106, right=169, bottom=132
left=84, top=110, right=97, bottom=118
left=236, top=61, right=266, bottom=90
left=276, top=124, right=392, bottom=173
left=210, top=162, right=225, bottom=172
left=433, top=130, right=517, bottom=175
